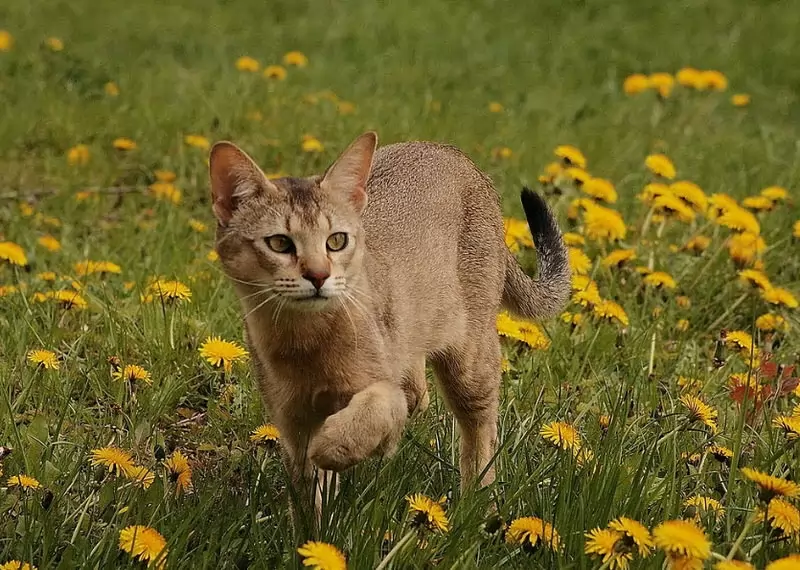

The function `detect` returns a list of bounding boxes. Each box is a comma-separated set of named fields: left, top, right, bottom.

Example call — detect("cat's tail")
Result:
left=502, top=188, right=571, bottom=320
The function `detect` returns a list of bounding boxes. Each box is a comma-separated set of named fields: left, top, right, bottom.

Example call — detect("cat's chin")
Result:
left=288, top=296, right=337, bottom=312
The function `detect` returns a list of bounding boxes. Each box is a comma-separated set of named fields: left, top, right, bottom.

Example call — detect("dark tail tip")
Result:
left=520, top=187, right=553, bottom=242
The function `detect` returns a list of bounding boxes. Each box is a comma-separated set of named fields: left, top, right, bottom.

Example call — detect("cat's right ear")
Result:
left=209, top=142, right=277, bottom=226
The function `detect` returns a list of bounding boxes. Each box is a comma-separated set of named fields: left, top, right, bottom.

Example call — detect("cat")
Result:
left=209, top=132, right=570, bottom=521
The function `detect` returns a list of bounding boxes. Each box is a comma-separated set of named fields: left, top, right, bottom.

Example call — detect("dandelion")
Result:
left=250, top=424, right=281, bottom=445
left=112, top=138, right=137, bottom=151
left=684, top=236, right=711, bottom=254
left=503, top=217, right=533, bottom=251
left=199, top=336, right=249, bottom=373
left=584, top=528, right=630, bottom=569
left=36, top=234, right=61, bottom=252
left=90, top=447, right=135, bottom=477
left=772, top=416, right=800, bottom=440
left=582, top=177, right=617, bottom=203
left=740, top=467, right=800, bottom=501
left=496, top=312, right=550, bottom=349
left=207, top=250, right=219, bottom=262
left=112, top=364, right=152, bottom=385
left=0, top=241, right=28, bottom=266
left=623, top=73, right=650, bottom=95
left=742, top=195, right=774, bottom=212
left=568, top=247, right=592, bottom=275
left=679, top=395, right=718, bottom=432
left=643, top=271, right=677, bottom=290
left=297, top=541, right=346, bottom=570
left=716, top=561, right=754, bottom=570
left=74, top=260, right=122, bottom=276
left=731, top=94, right=751, bottom=107
left=7, top=474, right=41, bottom=490
left=142, top=279, right=191, bottom=303
left=27, top=349, right=59, bottom=370
left=184, top=134, right=210, bottom=150
left=165, top=450, right=193, bottom=495
left=649, top=72, right=675, bottom=97
left=45, top=37, right=64, bottom=51
left=301, top=135, right=324, bottom=153
left=670, top=181, right=708, bottom=213
left=540, top=421, right=582, bottom=452
left=235, top=56, right=259, bottom=72
left=564, top=166, right=590, bottom=185
left=104, top=81, right=120, bottom=96
left=761, top=286, right=798, bottom=309
left=0, top=29, right=13, bottom=51
left=583, top=203, right=627, bottom=241
left=760, top=186, right=787, bottom=201
left=154, top=169, right=176, bottom=183
left=593, top=300, right=629, bottom=327
left=555, top=145, right=587, bottom=168
left=67, top=144, right=90, bottom=166
left=189, top=219, right=208, bottom=233
left=34, top=290, right=88, bottom=310
left=283, top=51, right=308, bottom=67
left=263, top=65, right=287, bottom=80
left=676, top=319, right=690, bottom=332
left=653, top=519, right=711, bottom=569
left=488, top=101, right=504, bottom=113
left=654, top=193, right=696, bottom=222
left=406, top=493, right=449, bottom=532
left=645, top=154, right=676, bottom=179
left=700, top=70, right=728, bottom=90
left=608, top=517, right=654, bottom=556
left=727, top=232, right=765, bottom=266
left=737, top=269, right=771, bottom=290
left=767, top=555, right=800, bottom=570
left=0, top=562, right=37, bottom=570
left=506, top=516, right=561, bottom=552
left=149, top=181, right=182, bottom=204
left=756, top=497, right=800, bottom=536
left=119, top=526, right=168, bottom=569
left=717, top=207, right=760, bottom=235
left=755, top=313, right=788, bottom=332
left=0, top=285, right=19, bottom=297
left=684, top=496, right=725, bottom=521
left=125, top=466, right=154, bottom=489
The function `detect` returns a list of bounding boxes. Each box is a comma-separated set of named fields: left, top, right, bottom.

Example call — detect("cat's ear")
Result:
left=320, top=131, right=378, bottom=214
left=209, top=142, right=277, bottom=225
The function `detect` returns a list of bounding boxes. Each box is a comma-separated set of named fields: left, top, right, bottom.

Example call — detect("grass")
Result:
left=1, top=0, right=799, bottom=568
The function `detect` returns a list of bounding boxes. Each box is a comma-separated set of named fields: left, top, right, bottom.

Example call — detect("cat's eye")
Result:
left=265, top=235, right=294, bottom=253
left=326, top=232, right=348, bottom=252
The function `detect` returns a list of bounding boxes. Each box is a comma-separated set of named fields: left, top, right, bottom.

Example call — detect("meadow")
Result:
left=1, top=0, right=800, bottom=568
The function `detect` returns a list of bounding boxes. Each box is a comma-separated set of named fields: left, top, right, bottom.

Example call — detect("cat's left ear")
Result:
left=320, top=131, right=378, bottom=214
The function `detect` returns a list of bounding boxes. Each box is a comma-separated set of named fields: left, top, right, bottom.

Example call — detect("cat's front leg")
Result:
left=308, top=381, right=408, bottom=472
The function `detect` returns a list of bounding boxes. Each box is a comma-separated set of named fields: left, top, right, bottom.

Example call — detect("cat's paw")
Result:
left=308, top=411, right=373, bottom=471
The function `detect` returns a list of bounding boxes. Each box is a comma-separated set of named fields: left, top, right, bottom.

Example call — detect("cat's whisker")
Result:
left=242, top=292, right=282, bottom=321
left=239, top=287, right=277, bottom=302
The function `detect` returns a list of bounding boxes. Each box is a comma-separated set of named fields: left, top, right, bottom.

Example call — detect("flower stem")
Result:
left=376, top=530, right=416, bottom=570
left=726, top=511, right=757, bottom=560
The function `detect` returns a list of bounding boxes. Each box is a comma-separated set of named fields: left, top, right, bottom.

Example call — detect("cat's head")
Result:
left=209, top=132, right=377, bottom=312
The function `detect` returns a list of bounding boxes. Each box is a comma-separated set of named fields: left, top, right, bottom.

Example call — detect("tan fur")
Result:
left=209, top=132, right=569, bottom=521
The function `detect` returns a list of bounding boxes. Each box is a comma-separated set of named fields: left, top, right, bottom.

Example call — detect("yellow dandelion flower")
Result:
left=679, top=395, right=718, bottom=432
left=112, top=364, right=152, bottom=385
left=149, top=181, right=182, bottom=204
left=761, top=286, right=798, bottom=309
left=0, top=285, right=19, bottom=297
left=119, top=525, right=168, bottom=569
left=684, top=496, right=725, bottom=520
left=738, top=269, right=771, bottom=290
left=207, top=250, right=219, bottom=262
left=540, top=421, right=582, bottom=451
left=90, top=447, right=135, bottom=477
left=767, top=555, right=800, bottom=570
left=643, top=271, right=677, bottom=290
left=670, top=181, right=708, bottom=213
left=568, top=247, right=592, bottom=275
left=654, top=193, right=696, bottom=222
left=677, top=295, right=691, bottom=308
left=756, top=497, right=800, bottom=536
left=653, top=519, right=711, bottom=561
left=645, top=154, right=676, bottom=179
left=700, top=70, right=728, bottom=91
left=503, top=217, right=534, bottom=251
left=0, top=561, right=37, bottom=570
left=104, top=81, right=120, bottom=96
left=297, top=541, right=346, bottom=570
left=741, top=467, right=800, bottom=501
left=637, top=183, right=670, bottom=204
left=649, top=72, right=675, bottom=97
left=582, top=177, right=618, bottom=203
left=567, top=197, right=596, bottom=220
left=675, top=67, right=700, bottom=89
left=43, top=290, right=88, bottom=310
left=283, top=51, right=308, bottom=67
left=760, top=186, right=787, bottom=201
left=184, top=134, right=210, bottom=150
left=406, top=493, right=449, bottom=532
left=235, top=56, right=259, bottom=72
left=74, top=260, right=122, bottom=276
left=45, top=37, right=64, bottom=51
left=112, top=137, right=137, bottom=151
left=678, top=376, right=702, bottom=393
left=716, top=561, right=754, bottom=570
left=7, top=474, right=41, bottom=490
left=593, top=300, right=629, bottom=327
left=142, top=279, right=191, bottom=303
left=36, top=234, right=61, bottom=252
left=506, top=516, right=561, bottom=551
left=741, top=195, right=774, bottom=212
left=154, top=169, right=176, bottom=183
left=564, top=166, right=590, bottom=185
left=488, top=101, right=504, bottom=113
left=717, top=207, right=760, bottom=235
left=602, top=249, right=636, bottom=268
left=772, top=416, right=800, bottom=440
left=199, top=336, right=248, bottom=373
left=683, top=236, right=711, bottom=254
left=0, top=29, right=14, bottom=51
left=0, top=241, right=28, bottom=266
left=725, top=330, right=754, bottom=352
left=165, top=450, right=193, bottom=495
left=301, top=135, right=324, bottom=153
left=67, top=144, right=90, bottom=166
left=584, top=528, right=630, bottom=569
left=607, top=517, right=654, bottom=556
left=572, top=287, right=602, bottom=308
left=623, top=73, right=650, bottom=95
left=708, top=193, right=740, bottom=218
left=583, top=203, right=627, bottom=241
left=555, top=145, right=587, bottom=169
left=731, top=94, right=751, bottom=107
left=675, top=319, right=690, bottom=332
left=491, top=146, right=513, bottom=160
left=727, top=232, right=765, bottom=266
left=27, top=349, right=59, bottom=370
left=188, top=219, right=208, bottom=233
left=250, top=424, right=281, bottom=444
left=563, top=232, right=586, bottom=247
left=125, top=465, right=154, bottom=489
left=755, top=313, right=789, bottom=332
left=263, top=65, right=287, bottom=80
left=496, top=312, right=550, bottom=350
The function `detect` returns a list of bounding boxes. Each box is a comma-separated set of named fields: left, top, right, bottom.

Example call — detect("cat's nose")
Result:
left=303, top=270, right=330, bottom=291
